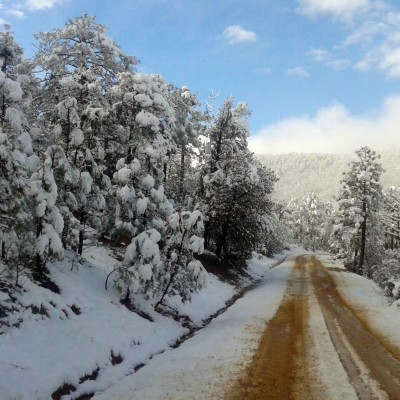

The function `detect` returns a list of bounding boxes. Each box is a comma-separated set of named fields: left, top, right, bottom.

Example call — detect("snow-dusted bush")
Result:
left=371, top=250, right=400, bottom=299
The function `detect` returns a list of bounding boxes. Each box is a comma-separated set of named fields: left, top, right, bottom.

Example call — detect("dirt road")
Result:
left=228, top=255, right=400, bottom=400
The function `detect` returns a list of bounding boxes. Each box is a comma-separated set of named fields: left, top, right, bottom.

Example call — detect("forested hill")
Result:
left=257, top=148, right=400, bottom=201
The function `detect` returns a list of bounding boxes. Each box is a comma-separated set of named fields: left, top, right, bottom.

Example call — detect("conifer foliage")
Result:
left=0, top=17, right=284, bottom=307
left=331, top=146, right=384, bottom=274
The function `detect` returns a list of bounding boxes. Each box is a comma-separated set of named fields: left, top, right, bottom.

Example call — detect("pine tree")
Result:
left=34, top=14, right=136, bottom=253
left=155, top=210, right=207, bottom=308
left=30, top=148, right=64, bottom=276
left=165, top=86, right=205, bottom=205
left=331, top=146, right=384, bottom=273
left=0, top=26, right=36, bottom=279
left=198, top=99, right=277, bottom=260
left=288, top=193, right=333, bottom=251
left=107, top=72, right=176, bottom=245
left=382, top=187, right=400, bottom=250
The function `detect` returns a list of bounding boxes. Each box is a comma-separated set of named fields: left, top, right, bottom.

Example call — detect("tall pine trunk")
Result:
left=359, top=199, right=367, bottom=274
left=179, top=144, right=185, bottom=201
left=78, top=210, right=85, bottom=255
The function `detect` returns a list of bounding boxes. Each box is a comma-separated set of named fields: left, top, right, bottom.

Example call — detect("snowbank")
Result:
left=93, top=256, right=295, bottom=400
left=324, top=254, right=400, bottom=353
left=0, top=246, right=289, bottom=400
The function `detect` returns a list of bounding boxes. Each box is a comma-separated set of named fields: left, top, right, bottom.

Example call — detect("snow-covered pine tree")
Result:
left=0, top=26, right=37, bottom=280
left=154, top=210, right=207, bottom=308
left=108, top=72, right=176, bottom=243
left=382, top=187, right=400, bottom=250
left=29, top=148, right=64, bottom=277
left=34, top=15, right=136, bottom=253
left=288, top=193, right=333, bottom=251
left=165, top=86, right=205, bottom=205
left=107, top=71, right=180, bottom=302
left=331, top=146, right=384, bottom=274
left=198, top=99, right=277, bottom=260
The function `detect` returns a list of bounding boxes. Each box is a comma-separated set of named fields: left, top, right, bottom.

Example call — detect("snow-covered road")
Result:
left=94, top=253, right=400, bottom=400
left=92, top=256, right=294, bottom=400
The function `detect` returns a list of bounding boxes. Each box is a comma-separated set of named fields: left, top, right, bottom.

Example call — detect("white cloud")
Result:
left=26, top=0, right=63, bottom=11
left=308, top=48, right=351, bottom=70
left=223, top=25, right=257, bottom=45
left=6, top=9, right=24, bottom=18
left=300, top=2, right=400, bottom=79
left=298, top=0, right=371, bottom=19
left=256, top=67, right=272, bottom=75
left=287, top=66, right=309, bottom=77
left=308, top=48, right=330, bottom=62
left=249, top=96, right=400, bottom=154
left=350, top=11, right=400, bottom=78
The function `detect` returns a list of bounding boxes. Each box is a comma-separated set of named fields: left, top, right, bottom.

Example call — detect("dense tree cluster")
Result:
left=0, top=16, right=282, bottom=306
left=285, top=193, right=333, bottom=251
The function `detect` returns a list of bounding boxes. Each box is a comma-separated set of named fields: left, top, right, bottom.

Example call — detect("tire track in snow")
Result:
left=228, top=255, right=400, bottom=399
left=311, top=257, right=400, bottom=400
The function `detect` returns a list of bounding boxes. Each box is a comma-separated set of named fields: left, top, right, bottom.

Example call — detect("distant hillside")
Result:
left=257, top=149, right=400, bottom=202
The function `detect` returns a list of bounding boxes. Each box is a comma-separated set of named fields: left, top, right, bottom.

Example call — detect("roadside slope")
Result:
left=92, top=257, right=295, bottom=400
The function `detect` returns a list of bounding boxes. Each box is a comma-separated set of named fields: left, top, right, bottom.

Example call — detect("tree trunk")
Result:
left=179, top=144, right=185, bottom=201
left=391, top=227, right=395, bottom=250
left=1, top=57, right=6, bottom=124
left=204, top=220, right=210, bottom=249
left=353, top=248, right=358, bottom=272
left=36, top=221, right=42, bottom=273
left=78, top=210, right=86, bottom=255
left=216, top=220, right=229, bottom=257
left=154, top=268, right=177, bottom=309
left=61, top=215, right=69, bottom=249
left=163, top=162, right=167, bottom=185
left=359, top=200, right=367, bottom=274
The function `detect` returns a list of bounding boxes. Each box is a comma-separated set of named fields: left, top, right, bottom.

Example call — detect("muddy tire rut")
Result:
left=227, top=255, right=400, bottom=400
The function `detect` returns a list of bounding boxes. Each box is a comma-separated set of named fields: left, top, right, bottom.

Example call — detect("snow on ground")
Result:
left=304, top=263, right=358, bottom=400
left=0, top=246, right=289, bottom=400
left=93, top=256, right=295, bottom=400
left=316, top=251, right=346, bottom=269
left=323, top=254, right=400, bottom=357
left=166, top=249, right=291, bottom=326
left=0, top=251, right=185, bottom=400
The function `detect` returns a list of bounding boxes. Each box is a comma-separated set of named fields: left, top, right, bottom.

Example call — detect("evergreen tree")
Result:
left=382, top=187, right=400, bottom=250
left=165, top=86, right=205, bottom=205
left=30, top=148, right=64, bottom=276
left=331, top=146, right=384, bottom=274
left=34, top=15, right=136, bottom=253
left=0, top=26, right=36, bottom=278
left=288, top=193, right=333, bottom=251
left=198, top=99, right=277, bottom=260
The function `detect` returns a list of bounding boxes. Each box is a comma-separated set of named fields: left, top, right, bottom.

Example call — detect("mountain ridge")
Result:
left=257, top=149, right=400, bottom=201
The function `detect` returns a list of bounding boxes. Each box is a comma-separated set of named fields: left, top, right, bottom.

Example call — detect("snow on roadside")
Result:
left=166, top=249, right=291, bottom=326
left=0, top=251, right=185, bottom=400
left=0, top=247, right=290, bottom=400
left=323, top=255, right=400, bottom=357
left=93, top=256, right=295, bottom=400
left=305, top=267, right=358, bottom=400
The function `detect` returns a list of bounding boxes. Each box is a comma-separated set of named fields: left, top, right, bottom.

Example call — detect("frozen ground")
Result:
left=93, top=254, right=296, bottom=400
left=0, top=246, right=289, bottom=400
left=93, top=251, right=400, bottom=400
left=327, top=253, right=400, bottom=355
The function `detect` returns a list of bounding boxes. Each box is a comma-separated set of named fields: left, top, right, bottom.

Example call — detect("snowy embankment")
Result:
left=93, top=253, right=298, bottom=400
left=0, top=246, right=291, bottom=400
left=323, top=253, right=400, bottom=354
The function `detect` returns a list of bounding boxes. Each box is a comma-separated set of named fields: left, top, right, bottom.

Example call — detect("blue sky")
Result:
left=1, top=0, right=400, bottom=153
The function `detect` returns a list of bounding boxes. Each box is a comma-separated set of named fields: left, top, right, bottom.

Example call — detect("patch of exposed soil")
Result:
left=227, top=258, right=311, bottom=400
